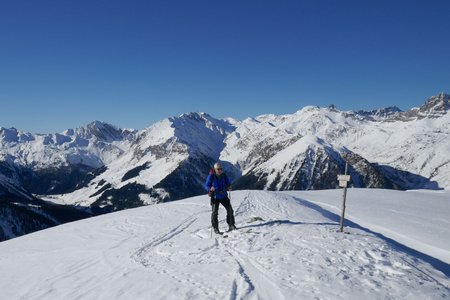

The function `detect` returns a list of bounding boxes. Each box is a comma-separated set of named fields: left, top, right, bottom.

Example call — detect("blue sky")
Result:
left=1, top=0, right=449, bottom=133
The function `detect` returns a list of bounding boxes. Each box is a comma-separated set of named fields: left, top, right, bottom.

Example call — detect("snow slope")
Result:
left=284, top=189, right=450, bottom=264
left=0, top=189, right=448, bottom=300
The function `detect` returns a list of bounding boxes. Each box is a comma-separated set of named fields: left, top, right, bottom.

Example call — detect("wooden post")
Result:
left=339, top=163, right=348, bottom=233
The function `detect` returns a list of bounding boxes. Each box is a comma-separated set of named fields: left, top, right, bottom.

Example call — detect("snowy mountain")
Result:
left=0, top=121, right=135, bottom=195
left=353, top=106, right=403, bottom=121
left=396, top=92, right=450, bottom=120
left=0, top=121, right=135, bottom=239
left=0, top=189, right=448, bottom=299
left=47, top=112, right=236, bottom=211
left=1, top=93, right=449, bottom=241
left=0, top=121, right=135, bottom=168
left=0, top=159, right=91, bottom=240
left=225, top=93, right=450, bottom=191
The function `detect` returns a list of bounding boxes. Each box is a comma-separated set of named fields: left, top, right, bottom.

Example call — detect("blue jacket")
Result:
left=205, top=173, right=231, bottom=200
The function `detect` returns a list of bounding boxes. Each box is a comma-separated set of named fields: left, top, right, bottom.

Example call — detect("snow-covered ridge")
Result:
left=352, top=106, right=403, bottom=121
left=0, top=120, right=136, bottom=169
left=0, top=189, right=448, bottom=299
left=1, top=93, right=449, bottom=219
left=415, top=92, right=450, bottom=118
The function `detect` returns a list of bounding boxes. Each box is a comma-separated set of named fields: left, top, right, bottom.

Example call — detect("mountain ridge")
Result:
left=1, top=92, right=449, bottom=240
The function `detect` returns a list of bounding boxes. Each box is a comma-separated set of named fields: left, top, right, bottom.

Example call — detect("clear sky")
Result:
left=1, top=0, right=449, bottom=133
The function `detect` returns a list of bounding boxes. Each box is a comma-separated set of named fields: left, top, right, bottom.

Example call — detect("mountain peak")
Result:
left=178, top=112, right=210, bottom=120
left=0, top=127, right=35, bottom=143
left=167, top=111, right=236, bottom=157
left=417, top=92, right=450, bottom=117
left=354, top=106, right=403, bottom=120
left=173, top=112, right=235, bottom=132
left=69, top=121, right=132, bottom=142
left=87, top=120, right=114, bottom=129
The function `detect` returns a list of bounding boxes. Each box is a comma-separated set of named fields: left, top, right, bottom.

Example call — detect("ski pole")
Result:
left=210, top=196, right=213, bottom=239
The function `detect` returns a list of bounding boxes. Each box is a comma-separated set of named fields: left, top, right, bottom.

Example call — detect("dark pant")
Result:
left=211, top=197, right=235, bottom=229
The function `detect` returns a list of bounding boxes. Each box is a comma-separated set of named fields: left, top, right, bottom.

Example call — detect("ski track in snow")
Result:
left=132, top=213, right=200, bottom=266
left=127, top=191, right=449, bottom=299
left=0, top=190, right=449, bottom=299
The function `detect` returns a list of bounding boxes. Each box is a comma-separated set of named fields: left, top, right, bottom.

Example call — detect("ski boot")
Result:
left=228, top=224, right=237, bottom=232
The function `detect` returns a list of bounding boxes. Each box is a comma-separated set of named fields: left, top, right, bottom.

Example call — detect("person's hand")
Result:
left=227, top=186, right=232, bottom=191
left=210, top=187, right=215, bottom=192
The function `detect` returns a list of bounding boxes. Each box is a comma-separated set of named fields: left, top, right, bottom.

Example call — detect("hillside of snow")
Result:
left=0, top=189, right=448, bottom=299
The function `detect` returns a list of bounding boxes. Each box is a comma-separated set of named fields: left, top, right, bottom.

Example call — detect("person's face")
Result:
left=215, top=166, right=223, bottom=175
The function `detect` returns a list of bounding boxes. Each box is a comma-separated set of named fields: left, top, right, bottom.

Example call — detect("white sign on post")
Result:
left=337, top=175, right=351, bottom=182
left=338, top=174, right=350, bottom=187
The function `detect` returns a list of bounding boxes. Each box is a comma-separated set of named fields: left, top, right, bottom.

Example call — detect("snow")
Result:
left=219, top=103, right=450, bottom=190
left=44, top=112, right=237, bottom=206
left=0, top=122, right=133, bottom=170
left=261, top=135, right=337, bottom=172
left=0, top=189, right=448, bottom=299
left=284, top=189, right=450, bottom=264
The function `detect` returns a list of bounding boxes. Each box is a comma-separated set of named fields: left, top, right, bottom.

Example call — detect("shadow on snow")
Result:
left=240, top=196, right=450, bottom=281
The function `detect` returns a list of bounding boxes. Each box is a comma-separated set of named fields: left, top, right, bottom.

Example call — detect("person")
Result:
left=205, top=162, right=237, bottom=234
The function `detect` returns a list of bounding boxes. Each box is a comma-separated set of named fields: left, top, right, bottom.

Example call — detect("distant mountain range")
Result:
left=1, top=92, right=449, bottom=241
